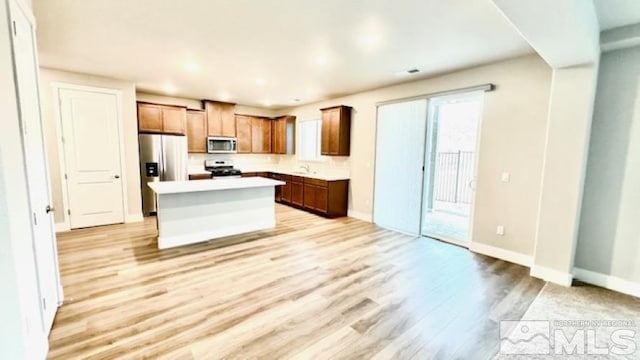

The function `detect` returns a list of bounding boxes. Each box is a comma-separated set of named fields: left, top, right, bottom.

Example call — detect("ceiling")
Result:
left=33, top=0, right=534, bottom=108
left=594, top=0, right=640, bottom=31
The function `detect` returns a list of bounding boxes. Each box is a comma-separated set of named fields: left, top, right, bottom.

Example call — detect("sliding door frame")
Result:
left=372, top=84, right=493, bottom=244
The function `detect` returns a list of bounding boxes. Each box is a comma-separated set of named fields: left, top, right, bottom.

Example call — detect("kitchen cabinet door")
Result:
left=251, top=117, right=271, bottom=153
left=303, top=184, right=316, bottom=210
left=162, top=106, right=187, bottom=135
left=220, top=103, right=236, bottom=137
left=272, top=116, right=295, bottom=154
left=291, top=180, right=304, bottom=207
left=236, top=115, right=252, bottom=153
left=187, top=110, right=207, bottom=153
left=138, top=103, right=163, bottom=133
left=315, top=185, right=328, bottom=213
left=281, top=175, right=292, bottom=203
left=204, top=101, right=236, bottom=137
left=321, top=105, right=351, bottom=156
left=262, top=118, right=272, bottom=153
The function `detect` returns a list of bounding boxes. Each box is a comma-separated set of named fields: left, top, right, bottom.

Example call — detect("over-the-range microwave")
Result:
left=207, top=137, right=237, bottom=153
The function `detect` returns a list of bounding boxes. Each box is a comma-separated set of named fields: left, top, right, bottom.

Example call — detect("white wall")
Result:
left=279, top=54, right=553, bottom=255
left=576, top=46, right=640, bottom=283
left=39, top=68, right=142, bottom=225
left=531, top=64, right=599, bottom=284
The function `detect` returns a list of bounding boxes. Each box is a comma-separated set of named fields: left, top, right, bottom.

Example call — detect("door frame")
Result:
left=52, top=83, right=128, bottom=230
left=420, top=91, right=486, bottom=248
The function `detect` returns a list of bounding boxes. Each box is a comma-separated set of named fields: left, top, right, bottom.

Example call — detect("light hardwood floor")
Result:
left=49, top=205, right=544, bottom=359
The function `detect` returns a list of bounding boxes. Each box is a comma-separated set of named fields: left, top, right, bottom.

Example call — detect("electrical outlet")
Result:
left=496, top=225, right=505, bottom=236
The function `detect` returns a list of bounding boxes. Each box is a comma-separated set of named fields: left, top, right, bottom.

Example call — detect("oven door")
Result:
left=207, top=137, right=237, bottom=153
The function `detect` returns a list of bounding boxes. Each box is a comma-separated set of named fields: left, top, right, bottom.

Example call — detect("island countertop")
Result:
left=148, top=177, right=285, bottom=195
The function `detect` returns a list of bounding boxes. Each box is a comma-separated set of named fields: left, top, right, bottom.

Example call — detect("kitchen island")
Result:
left=148, top=177, right=285, bottom=249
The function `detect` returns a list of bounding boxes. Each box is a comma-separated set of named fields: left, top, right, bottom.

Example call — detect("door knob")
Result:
left=46, top=205, right=54, bottom=213
left=114, top=175, right=120, bottom=179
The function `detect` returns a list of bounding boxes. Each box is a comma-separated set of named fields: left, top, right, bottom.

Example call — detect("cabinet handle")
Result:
left=114, top=175, right=121, bottom=179
left=46, top=205, right=54, bottom=213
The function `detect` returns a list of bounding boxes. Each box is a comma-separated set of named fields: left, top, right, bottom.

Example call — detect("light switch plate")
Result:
left=501, top=172, right=510, bottom=183
left=496, top=225, right=505, bottom=236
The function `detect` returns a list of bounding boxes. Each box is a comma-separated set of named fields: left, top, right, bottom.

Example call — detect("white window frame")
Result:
left=297, top=118, right=323, bottom=162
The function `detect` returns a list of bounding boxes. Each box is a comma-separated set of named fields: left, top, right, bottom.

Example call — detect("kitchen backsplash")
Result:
left=188, top=153, right=351, bottom=177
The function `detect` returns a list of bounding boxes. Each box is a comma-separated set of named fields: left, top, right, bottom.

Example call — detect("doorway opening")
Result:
left=421, top=93, right=483, bottom=245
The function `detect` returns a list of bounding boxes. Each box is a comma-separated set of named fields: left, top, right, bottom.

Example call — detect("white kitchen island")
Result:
left=148, top=177, right=285, bottom=249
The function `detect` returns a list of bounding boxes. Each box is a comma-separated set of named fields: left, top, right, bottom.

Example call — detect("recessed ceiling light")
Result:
left=263, top=100, right=272, bottom=107
left=315, top=55, right=328, bottom=65
left=255, top=78, right=266, bottom=86
left=164, top=83, right=176, bottom=94
left=185, top=62, right=198, bottom=73
left=293, top=98, right=301, bottom=102
left=362, top=35, right=377, bottom=44
left=218, top=92, right=231, bottom=101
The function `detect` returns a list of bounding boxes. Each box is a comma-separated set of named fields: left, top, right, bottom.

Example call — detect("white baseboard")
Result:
left=468, top=241, right=533, bottom=267
left=348, top=210, right=372, bottom=222
left=54, top=222, right=70, bottom=232
left=530, top=265, right=573, bottom=286
left=574, top=267, right=640, bottom=298
left=125, top=213, right=144, bottom=223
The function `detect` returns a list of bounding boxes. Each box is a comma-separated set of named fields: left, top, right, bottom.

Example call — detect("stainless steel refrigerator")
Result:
left=139, top=134, right=188, bottom=216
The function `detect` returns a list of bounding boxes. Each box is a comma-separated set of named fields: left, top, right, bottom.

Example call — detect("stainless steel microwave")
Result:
left=207, top=137, right=237, bottom=154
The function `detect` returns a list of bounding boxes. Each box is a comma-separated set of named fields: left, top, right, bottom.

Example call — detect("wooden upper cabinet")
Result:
left=321, top=105, right=351, bottom=156
left=138, top=103, right=163, bottom=133
left=235, top=115, right=253, bottom=153
left=187, top=110, right=207, bottom=153
left=162, top=106, right=187, bottom=135
left=251, top=117, right=271, bottom=153
left=137, top=102, right=186, bottom=135
left=272, top=115, right=295, bottom=154
left=204, top=100, right=236, bottom=137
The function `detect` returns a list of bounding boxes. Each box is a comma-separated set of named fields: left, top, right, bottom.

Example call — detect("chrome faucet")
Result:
left=299, top=164, right=310, bottom=174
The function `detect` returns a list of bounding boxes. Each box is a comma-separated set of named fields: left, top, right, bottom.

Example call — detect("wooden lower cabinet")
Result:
left=273, top=173, right=347, bottom=218
left=290, top=176, right=304, bottom=207
left=189, top=174, right=211, bottom=180
left=242, top=172, right=269, bottom=178
left=280, top=174, right=292, bottom=203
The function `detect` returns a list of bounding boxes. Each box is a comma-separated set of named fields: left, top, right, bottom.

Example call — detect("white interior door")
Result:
left=373, top=99, right=428, bottom=234
left=10, top=0, right=61, bottom=333
left=59, top=88, right=124, bottom=229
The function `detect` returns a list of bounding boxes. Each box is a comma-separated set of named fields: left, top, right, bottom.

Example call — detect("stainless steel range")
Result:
left=204, top=159, right=242, bottom=179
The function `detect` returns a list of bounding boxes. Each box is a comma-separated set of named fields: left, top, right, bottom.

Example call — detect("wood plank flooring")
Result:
left=49, top=205, right=544, bottom=359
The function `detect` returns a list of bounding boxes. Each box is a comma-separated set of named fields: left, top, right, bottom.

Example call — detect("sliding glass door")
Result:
left=421, top=93, right=483, bottom=244
left=373, top=90, right=484, bottom=245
